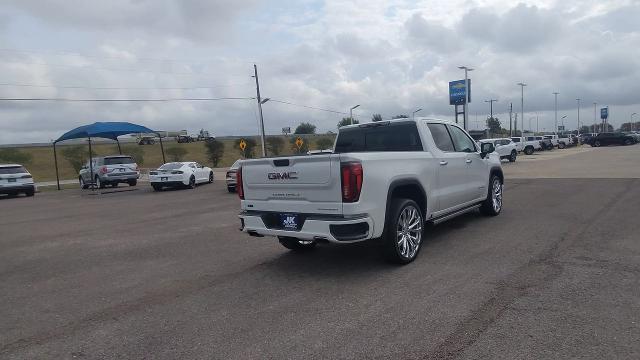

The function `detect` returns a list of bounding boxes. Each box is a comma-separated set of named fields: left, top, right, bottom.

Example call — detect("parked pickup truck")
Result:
left=511, top=136, right=537, bottom=155
left=237, top=119, right=504, bottom=264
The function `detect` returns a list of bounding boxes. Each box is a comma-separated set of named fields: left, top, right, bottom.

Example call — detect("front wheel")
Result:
left=95, top=176, right=105, bottom=189
left=558, top=142, right=566, bottom=149
left=509, top=150, right=517, bottom=162
left=128, top=180, right=137, bottom=186
left=79, top=177, right=88, bottom=189
left=524, top=146, right=534, bottom=155
left=594, top=141, right=601, bottom=147
left=480, top=175, right=503, bottom=216
left=624, top=139, right=632, bottom=145
left=278, top=237, right=317, bottom=251
left=383, top=198, right=424, bottom=264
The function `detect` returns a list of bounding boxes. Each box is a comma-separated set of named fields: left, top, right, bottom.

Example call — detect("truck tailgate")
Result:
left=241, top=155, right=343, bottom=214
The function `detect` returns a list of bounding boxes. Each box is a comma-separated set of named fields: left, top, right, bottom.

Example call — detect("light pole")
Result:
left=529, top=117, right=534, bottom=134
left=576, top=98, right=581, bottom=137
left=593, top=102, right=597, bottom=133
left=459, top=66, right=474, bottom=130
left=561, top=115, right=567, bottom=128
left=350, top=104, right=360, bottom=125
left=412, top=108, right=422, bottom=120
left=252, top=64, right=267, bottom=157
left=485, top=99, right=497, bottom=119
left=631, top=112, right=637, bottom=132
left=553, top=92, right=559, bottom=133
left=517, top=82, right=527, bottom=137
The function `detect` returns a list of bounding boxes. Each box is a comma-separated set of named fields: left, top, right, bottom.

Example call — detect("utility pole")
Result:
left=514, top=113, right=518, bottom=136
left=553, top=92, right=559, bottom=133
left=485, top=99, right=497, bottom=119
left=509, top=102, right=513, bottom=137
left=459, top=66, right=474, bottom=130
left=517, top=82, right=527, bottom=139
left=593, top=102, right=597, bottom=133
left=253, top=64, right=267, bottom=157
left=350, top=104, right=360, bottom=125
left=576, top=98, right=581, bottom=137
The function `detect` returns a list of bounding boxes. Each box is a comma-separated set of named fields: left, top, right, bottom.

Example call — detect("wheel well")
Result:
left=389, top=183, right=426, bottom=216
left=490, top=168, right=504, bottom=184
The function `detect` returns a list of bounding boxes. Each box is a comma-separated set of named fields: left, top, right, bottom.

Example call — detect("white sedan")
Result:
left=149, top=162, right=214, bottom=191
left=480, top=138, right=518, bottom=162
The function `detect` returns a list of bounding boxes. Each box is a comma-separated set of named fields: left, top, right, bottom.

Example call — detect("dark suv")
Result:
left=586, top=133, right=636, bottom=147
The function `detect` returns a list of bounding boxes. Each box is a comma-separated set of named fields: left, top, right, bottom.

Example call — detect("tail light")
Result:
left=171, top=170, right=183, bottom=174
left=237, top=167, right=244, bottom=200
left=21, top=174, right=32, bottom=179
left=149, top=171, right=158, bottom=175
left=99, top=166, right=108, bottom=174
left=341, top=162, right=363, bottom=203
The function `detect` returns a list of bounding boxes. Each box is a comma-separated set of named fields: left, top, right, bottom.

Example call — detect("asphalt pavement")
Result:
left=1, top=145, right=639, bottom=359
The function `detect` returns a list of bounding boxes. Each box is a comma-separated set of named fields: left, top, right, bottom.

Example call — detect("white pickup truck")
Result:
left=237, top=119, right=504, bottom=264
left=511, top=136, right=539, bottom=155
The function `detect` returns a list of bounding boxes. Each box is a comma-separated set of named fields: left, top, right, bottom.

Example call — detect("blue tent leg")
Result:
left=88, top=137, right=95, bottom=190
left=53, top=142, right=60, bottom=190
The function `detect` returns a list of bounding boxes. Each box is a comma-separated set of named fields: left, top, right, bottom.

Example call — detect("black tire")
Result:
left=208, top=172, right=214, bottom=183
left=524, top=146, right=534, bottom=155
left=624, top=139, right=632, bottom=145
left=227, top=186, right=236, bottom=193
left=278, top=236, right=317, bottom=251
left=480, top=175, right=503, bottom=216
left=152, top=184, right=162, bottom=191
left=188, top=176, right=196, bottom=189
left=25, top=188, right=35, bottom=197
left=382, top=198, right=424, bottom=264
left=79, top=177, right=88, bottom=189
left=128, top=180, right=137, bottom=186
left=95, top=176, right=105, bottom=189
left=509, top=150, right=517, bottom=162
left=558, top=142, right=566, bottom=149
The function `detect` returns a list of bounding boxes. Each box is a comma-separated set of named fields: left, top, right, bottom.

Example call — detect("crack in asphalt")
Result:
left=422, top=179, right=636, bottom=360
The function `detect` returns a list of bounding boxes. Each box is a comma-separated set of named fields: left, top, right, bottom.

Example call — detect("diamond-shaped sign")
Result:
left=295, top=137, right=304, bottom=149
left=239, top=139, right=247, bottom=151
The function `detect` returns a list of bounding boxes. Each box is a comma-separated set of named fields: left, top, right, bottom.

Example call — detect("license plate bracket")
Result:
left=279, top=213, right=299, bottom=230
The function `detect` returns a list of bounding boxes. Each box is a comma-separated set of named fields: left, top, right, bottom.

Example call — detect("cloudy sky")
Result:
left=0, top=0, right=639, bottom=144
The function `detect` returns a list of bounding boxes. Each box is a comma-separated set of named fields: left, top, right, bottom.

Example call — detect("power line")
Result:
left=0, top=97, right=254, bottom=102
left=269, top=99, right=348, bottom=115
left=0, top=82, right=253, bottom=90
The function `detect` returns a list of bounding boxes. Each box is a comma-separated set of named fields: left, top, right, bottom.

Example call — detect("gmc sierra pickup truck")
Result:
left=238, top=119, right=504, bottom=264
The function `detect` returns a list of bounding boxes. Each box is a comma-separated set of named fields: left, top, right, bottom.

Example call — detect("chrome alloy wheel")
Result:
left=396, top=205, right=423, bottom=259
left=491, top=178, right=503, bottom=213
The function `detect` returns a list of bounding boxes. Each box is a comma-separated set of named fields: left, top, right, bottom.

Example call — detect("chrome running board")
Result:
left=431, top=204, right=481, bottom=225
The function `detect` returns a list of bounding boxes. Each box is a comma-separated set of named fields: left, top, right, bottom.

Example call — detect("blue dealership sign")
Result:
left=449, top=79, right=471, bottom=105
left=600, top=107, right=608, bottom=120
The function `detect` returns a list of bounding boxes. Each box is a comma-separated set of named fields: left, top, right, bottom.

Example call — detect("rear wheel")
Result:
left=480, top=175, right=503, bottom=216
left=208, top=172, right=214, bottom=183
left=383, top=198, right=424, bottom=264
left=278, top=236, right=317, bottom=251
left=152, top=184, right=162, bottom=191
left=558, top=142, right=566, bottom=149
left=509, top=150, right=517, bottom=162
left=95, top=176, right=105, bottom=189
left=594, top=140, right=601, bottom=147
left=524, top=146, right=534, bottom=155
left=227, top=186, right=235, bottom=193
left=188, top=176, right=196, bottom=189
left=624, top=139, right=632, bottom=145
left=25, top=188, right=35, bottom=197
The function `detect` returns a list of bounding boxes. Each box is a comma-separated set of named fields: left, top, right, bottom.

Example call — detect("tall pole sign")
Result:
left=449, top=79, right=471, bottom=129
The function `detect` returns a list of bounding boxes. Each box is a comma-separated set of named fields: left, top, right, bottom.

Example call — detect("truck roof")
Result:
left=338, top=117, right=455, bottom=131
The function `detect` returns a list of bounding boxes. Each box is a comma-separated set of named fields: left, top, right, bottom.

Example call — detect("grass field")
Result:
left=3, top=135, right=335, bottom=183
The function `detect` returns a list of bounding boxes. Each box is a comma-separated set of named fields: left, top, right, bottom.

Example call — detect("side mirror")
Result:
left=480, top=142, right=495, bottom=158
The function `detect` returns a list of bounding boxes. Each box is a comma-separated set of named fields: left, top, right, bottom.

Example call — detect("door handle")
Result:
left=466, top=159, right=472, bottom=163
left=439, top=161, right=448, bottom=166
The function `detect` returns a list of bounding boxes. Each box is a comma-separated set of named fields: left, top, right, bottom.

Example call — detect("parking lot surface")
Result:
left=1, top=145, right=639, bottom=359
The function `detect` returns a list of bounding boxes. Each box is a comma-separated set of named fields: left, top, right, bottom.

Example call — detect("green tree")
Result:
left=372, top=114, right=383, bottom=122
left=266, top=137, right=285, bottom=156
left=486, top=117, right=502, bottom=135
left=61, top=145, right=88, bottom=173
left=235, top=138, right=257, bottom=158
left=166, top=146, right=188, bottom=162
left=392, top=114, right=409, bottom=119
left=315, top=137, right=335, bottom=150
left=121, top=145, right=145, bottom=166
left=338, top=117, right=359, bottom=128
left=0, top=148, right=33, bottom=165
left=203, top=139, right=225, bottom=167
left=294, top=122, right=317, bottom=134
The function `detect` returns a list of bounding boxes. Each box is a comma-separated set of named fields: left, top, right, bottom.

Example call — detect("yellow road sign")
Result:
left=239, top=139, right=247, bottom=151
left=295, top=137, right=304, bottom=149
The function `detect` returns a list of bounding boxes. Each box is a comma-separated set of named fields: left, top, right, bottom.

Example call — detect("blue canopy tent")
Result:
left=53, top=122, right=166, bottom=190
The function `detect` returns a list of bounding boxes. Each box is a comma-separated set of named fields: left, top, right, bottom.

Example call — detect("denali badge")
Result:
left=268, top=171, right=298, bottom=180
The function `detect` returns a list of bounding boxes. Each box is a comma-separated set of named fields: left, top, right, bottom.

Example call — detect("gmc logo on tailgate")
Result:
left=268, top=172, right=298, bottom=180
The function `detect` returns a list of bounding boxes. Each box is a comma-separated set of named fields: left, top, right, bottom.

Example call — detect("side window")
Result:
left=427, top=123, right=455, bottom=152
left=448, top=125, right=477, bottom=153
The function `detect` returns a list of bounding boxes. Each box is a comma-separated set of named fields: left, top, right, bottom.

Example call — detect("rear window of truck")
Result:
left=104, top=156, right=135, bottom=165
left=0, top=166, right=27, bottom=174
left=334, top=122, right=423, bottom=153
